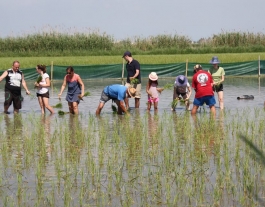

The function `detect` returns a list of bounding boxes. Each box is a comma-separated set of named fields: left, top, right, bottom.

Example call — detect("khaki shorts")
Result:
left=125, top=82, right=141, bottom=98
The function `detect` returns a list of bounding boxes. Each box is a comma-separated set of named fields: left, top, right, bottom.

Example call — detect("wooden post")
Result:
left=50, top=61, right=54, bottom=97
left=51, top=61, right=54, bottom=82
left=185, top=59, right=188, bottom=77
left=258, top=55, right=260, bottom=77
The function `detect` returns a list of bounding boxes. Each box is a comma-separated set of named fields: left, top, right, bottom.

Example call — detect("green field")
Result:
left=0, top=53, right=265, bottom=70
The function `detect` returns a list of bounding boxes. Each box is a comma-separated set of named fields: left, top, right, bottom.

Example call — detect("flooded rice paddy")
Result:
left=0, top=77, right=265, bottom=206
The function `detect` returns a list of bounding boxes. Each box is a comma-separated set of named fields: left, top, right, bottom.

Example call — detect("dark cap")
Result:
left=122, top=51, right=132, bottom=58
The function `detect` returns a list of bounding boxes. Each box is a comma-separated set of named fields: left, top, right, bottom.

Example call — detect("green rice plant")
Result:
left=130, top=78, right=139, bottom=85
left=58, top=110, right=69, bottom=115
left=36, top=75, right=42, bottom=83
left=52, top=103, right=62, bottom=108
left=78, top=91, right=91, bottom=101
left=163, top=83, right=173, bottom=90
left=84, top=91, right=90, bottom=96
left=171, top=99, right=178, bottom=109
left=111, top=104, right=117, bottom=114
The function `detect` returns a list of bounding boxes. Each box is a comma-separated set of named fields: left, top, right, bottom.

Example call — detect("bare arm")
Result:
left=21, top=74, right=30, bottom=94
left=156, top=87, right=164, bottom=93
left=0, top=71, right=8, bottom=82
left=219, top=75, right=225, bottom=84
left=186, top=86, right=192, bottom=99
left=129, top=69, right=140, bottom=80
left=146, top=81, right=152, bottom=97
left=58, top=76, right=67, bottom=96
left=77, top=76, right=85, bottom=97
left=35, top=77, right=51, bottom=87
left=117, top=100, right=129, bottom=114
left=173, top=86, right=177, bottom=100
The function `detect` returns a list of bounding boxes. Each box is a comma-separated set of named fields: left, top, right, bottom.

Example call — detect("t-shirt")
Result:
left=174, top=82, right=190, bottom=93
left=192, top=70, right=214, bottom=98
left=103, top=84, right=127, bottom=101
left=5, top=69, right=23, bottom=95
left=208, top=66, right=225, bottom=83
left=37, top=73, right=49, bottom=94
left=126, top=59, right=141, bottom=84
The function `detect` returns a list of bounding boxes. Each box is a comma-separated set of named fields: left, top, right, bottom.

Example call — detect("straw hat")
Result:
left=128, top=87, right=136, bottom=98
left=149, top=72, right=158, bottom=81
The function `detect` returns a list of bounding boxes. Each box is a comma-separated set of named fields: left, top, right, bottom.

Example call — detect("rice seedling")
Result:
left=171, top=99, right=178, bottom=109
left=163, top=83, right=173, bottom=90
left=78, top=91, right=90, bottom=101
left=111, top=104, right=117, bottom=114
left=58, top=110, right=69, bottom=115
left=84, top=91, right=90, bottom=96
left=0, top=106, right=265, bottom=206
left=36, top=75, right=42, bottom=83
left=52, top=103, right=62, bottom=108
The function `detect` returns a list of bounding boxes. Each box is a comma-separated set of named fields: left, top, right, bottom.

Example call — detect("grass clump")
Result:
left=1, top=30, right=265, bottom=57
left=52, top=103, right=62, bottom=108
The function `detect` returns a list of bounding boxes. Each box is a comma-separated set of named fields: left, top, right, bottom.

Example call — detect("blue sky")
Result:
left=1, top=0, right=264, bottom=41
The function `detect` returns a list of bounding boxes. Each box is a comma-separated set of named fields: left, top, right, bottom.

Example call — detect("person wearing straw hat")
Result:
left=96, top=84, right=136, bottom=115
left=173, top=75, right=192, bottom=111
left=122, top=51, right=141, bottom=109
left=191, top=64, right=216, bottom=116
left=146, top=72, right=164, bottom=111
left=208, top=56, right=225, bottom=110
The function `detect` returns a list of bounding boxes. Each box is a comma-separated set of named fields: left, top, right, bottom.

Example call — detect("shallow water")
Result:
left=0, top=77, right=265, bottom=206
left=0, top=77, right=264, bottom=115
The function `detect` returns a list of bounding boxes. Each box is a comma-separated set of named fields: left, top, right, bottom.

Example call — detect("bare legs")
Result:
left=96, top=102, right=105, bottom=115
left=147, top=101, right=158, bottom=112
left=68, top=102, right=79, bottom=115
left=217, top=91, right=224, bottom=109
left=191, top=105, right=216, bottom=117
left=124, top=97, right=140, bottom=109
left=38, top=97, right=54, bottom=114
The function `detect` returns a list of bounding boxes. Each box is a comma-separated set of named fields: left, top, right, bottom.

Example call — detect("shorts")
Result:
left=37, top=91, right=50, bottom=98
left=99, top=90, right=113, bottom=103
left=213, top=84, right=223, bottom=92
left=4, top=90, right=23, bottom=110
left=148, top=97, right=159, bottom=103
left=193, top=95, right=216, bottom=106
left=176, top=93, right=187, bottom=99
left=125, top=82, right=141, bottom=98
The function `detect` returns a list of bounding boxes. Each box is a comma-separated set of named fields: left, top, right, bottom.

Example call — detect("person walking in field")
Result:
left=123, top=51, right=141, bottom=109
left=96, top=84, right=136, bottom=115
left=172, top=75, right=192, bottom=111
left=146, top=72, right=164, bottom=112
left=208, top=56, right=225, bottom=109
left=58, top=66, right=85, bottom=115
left=34, top=64, right=54, bottom=114
left=0, top=61, right=30, bottom=114
left=191, top=64, right=216, bottom=116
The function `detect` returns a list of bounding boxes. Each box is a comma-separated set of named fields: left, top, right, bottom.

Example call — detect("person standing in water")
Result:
left=208, top=56, right=225, bottom=109
left=35, top=64, right=54, bottom=114
left=58, top=66, right=85, bottom=115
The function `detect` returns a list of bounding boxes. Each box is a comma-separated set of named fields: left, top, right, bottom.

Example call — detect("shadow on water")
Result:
left=239, top=134, right=265, bottom=206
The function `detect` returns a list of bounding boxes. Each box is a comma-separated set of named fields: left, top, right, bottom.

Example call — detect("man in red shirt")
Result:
left=191, top=64, right=216, bottom=116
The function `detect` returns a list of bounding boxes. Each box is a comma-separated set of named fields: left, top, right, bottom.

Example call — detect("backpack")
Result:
left=176, top=85, right=187, bottom=94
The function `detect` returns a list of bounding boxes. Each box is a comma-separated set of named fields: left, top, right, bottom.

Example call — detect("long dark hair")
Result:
left=37, top=64, right=46, bottom=73
left=148, top=79, right=158, bottom=89
left=66, top=66, right=74, bottom=72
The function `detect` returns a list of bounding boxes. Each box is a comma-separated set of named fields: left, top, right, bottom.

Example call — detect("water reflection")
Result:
left=65, top=115, right=85, bottom=164
left=4, top=114, right=23, bottom=166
